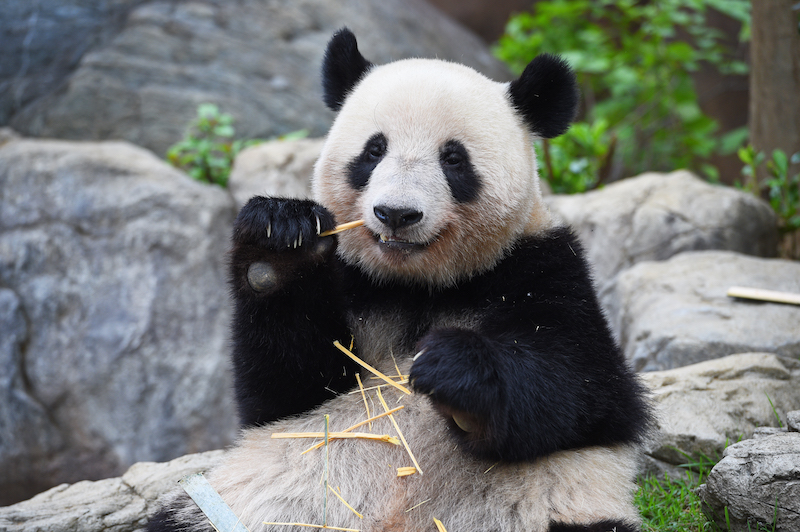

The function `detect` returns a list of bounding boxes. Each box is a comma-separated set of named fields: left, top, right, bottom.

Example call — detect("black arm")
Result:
left=410, top=227, right=651, bottom=461
left=229, top=197, right=357, bottom=427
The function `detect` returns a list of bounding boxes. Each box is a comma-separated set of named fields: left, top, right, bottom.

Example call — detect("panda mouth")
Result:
left=376, top=233, right=426, bottom=251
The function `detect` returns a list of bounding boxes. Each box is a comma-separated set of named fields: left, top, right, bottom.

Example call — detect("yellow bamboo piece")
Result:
left=396, top=467, right=417, bottom=477
left=433, top=517, right=448, bottom=532
left=263, top=522, right=359, bottom=531
left=347, top=379, right=410, bottom=395
left=404, top=499, right=431, bottom=513
left=376, top=387, right=422, bottom=475
left=301, top=407, right=405, bottom=455
left=319, top=220, right=365, bottom=237
left=328, top=485, right=363, bottom=519
left=355, top=373, right=371, bottom=429
left=333, top=341, right=411, bottom=395
left=271, top=432, right=399, bottom=445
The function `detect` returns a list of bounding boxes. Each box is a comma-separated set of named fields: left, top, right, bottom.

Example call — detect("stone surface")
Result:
left=640, top=353, right=800, bottom=468
left=0, top=450, right=224, bottom=532
left=546, top=170, right=778, bottom=289
left=601, top=251, right=800, bottom=371
left=228, top=137, right=324, bottom=208
left=6, top=0, right=508, bottom=156
left=0, top=1, right=146, bottom=124
left=788, top=411, right=800, bottom=432
left=698, top=432, right=800, bottom=532
left=0, top=137, right=237, bottom=505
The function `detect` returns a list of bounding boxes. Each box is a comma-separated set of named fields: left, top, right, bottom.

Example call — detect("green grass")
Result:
left=636, top=470, right=713, bottom=532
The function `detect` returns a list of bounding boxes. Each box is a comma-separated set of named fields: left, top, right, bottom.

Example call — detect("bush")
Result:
left=495, top=0, right=750, bottom=192
left=166, top=104, right=307, bottom=187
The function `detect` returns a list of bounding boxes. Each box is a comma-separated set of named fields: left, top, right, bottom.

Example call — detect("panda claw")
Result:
left=315, top=215, right=321, bottom=235
left=266, top=222, right=272, bottom=239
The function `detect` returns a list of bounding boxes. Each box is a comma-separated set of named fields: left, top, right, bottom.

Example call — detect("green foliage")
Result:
left=166, top=103, right=308, bottom=187
left=737, top=145, right=800, bottom=258
left=495, top=0, right=750, bottom=192
left=636, top=471, right=713, bottom=532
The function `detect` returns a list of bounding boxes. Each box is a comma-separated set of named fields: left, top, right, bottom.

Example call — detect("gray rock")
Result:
left=0, top=450, right=224, bottom=532
left=640, top=353, right=800, bottom=468
left=546, top=171, right=778, bottom=289
left=0, top=1, right=146, bottom=124
left=698, top=432, right=800, bottom=532
left=7, top=0, right=509, bottom=156
left=228, top=137, right=324, bottom=208
left=788, top=411, right=800, bottom=432
left=0, top=137, right=237, bottom=505
left=601, top=251, right=800, bottom=371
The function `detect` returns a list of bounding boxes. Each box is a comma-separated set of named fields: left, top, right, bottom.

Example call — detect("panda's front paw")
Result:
left=410, top=328, right=506, bottom=455
left=232, top=197, right=338, bottom=294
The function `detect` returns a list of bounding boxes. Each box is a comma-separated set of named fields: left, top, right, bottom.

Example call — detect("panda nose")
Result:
left=373, top=205, right=423, bottom=231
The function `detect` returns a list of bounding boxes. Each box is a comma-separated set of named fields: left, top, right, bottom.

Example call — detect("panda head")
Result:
left=313, top=28, right=578, bottom=287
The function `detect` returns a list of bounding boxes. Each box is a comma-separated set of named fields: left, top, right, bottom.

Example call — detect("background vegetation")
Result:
left=493, top=0, right=799, bottom=259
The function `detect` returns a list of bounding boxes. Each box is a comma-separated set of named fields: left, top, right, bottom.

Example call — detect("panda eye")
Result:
left=442, top=151, right=463, bottom=167
left=366, top=137, right=387, bottom=161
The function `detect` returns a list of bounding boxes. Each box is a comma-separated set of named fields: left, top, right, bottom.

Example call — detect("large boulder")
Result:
left=546, top=171, right=778, bottom=289
left=0, top=136, right=237, bottom=505
left=0, top=1, right=146, bottom=125
left=228, top=137, right=324, bottom=208
left=601, top=251, right=800, bottom=371
left=6, top=0, right=508, bottom=156
left=0, top=450, right=224, bottom=532
left=640, top=353, right=800, bottom=473
left=698, top=429, right=800, bottom=532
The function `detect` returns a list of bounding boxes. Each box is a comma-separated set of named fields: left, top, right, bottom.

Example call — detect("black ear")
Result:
left=508, top=54, right=579, bottom=139
left=321, top=28, right=373, bottom=111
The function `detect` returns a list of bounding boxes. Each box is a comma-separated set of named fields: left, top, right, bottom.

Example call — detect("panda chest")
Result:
left=346, top=298, right=481, bottom=373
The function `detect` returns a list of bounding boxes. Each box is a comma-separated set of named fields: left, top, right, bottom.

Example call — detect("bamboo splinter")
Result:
left=320, top=220, right=365, bottom=237
left=333, top=341, right=412, bottom=395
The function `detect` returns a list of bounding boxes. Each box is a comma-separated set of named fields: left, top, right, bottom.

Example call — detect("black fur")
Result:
left=440, top=139, right=482, bottom=202
left=359, top=227, right=650, bottom=461
left=229, top=196, right=650, bottom=458
left=508, top=53, right=580, bottom=138
left=228, top=196, right=358, bottom=426
left=322, top=28, right=373, bottom=111
left=549, top=520, right=639, bottom=532
left=347, top=132, right=387, bottom=189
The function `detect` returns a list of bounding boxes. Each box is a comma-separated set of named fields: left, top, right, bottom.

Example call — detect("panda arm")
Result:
left=229, top=196, right=358, bottom=427
left=411, top=227, right=651, bottom=461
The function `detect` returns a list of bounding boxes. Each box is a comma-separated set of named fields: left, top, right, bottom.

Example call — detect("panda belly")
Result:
left=164, top=355, right=641, bottom=532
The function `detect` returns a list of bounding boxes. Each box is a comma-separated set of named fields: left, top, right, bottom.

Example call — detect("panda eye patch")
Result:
left=440, top=139, right=481, bottom=203
left=347, top=132, right=388, bottom=189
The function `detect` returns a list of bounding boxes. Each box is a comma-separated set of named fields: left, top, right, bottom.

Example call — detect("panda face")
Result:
left=314, top=59, right=552, bottom=287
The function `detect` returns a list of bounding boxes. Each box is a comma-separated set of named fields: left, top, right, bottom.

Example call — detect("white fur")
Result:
left=164, top=359, right=640, bottom=532
left=313, top=59, right=554, bottom=287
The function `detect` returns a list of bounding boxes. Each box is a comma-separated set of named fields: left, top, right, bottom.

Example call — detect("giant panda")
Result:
left=148, top=28, right=651, bottom=532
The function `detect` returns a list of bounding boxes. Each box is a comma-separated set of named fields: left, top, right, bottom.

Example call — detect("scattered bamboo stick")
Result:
left=396, top=467, right=417, bottom=477
left=727, top=286, right=800, bottom=306
left=349, top=379, right=410, bottom=395
left=301, top=406, right=405, bottom=455
left=404, top=499, right=431, bottom=513
left=376, top=387, right=422, bottom=475
left=271, top=432, right=400, bottom=445
left=320, top=220, right=365, bottom=237
left=355, top=373, right=371, bottom=429
left=263, top=523, right=359, bottom=531
left=333, top=341, right=411, bottom=395
left=328, top=485, right=363, bottom=519
left=433, top=517, right=448, bottom=532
